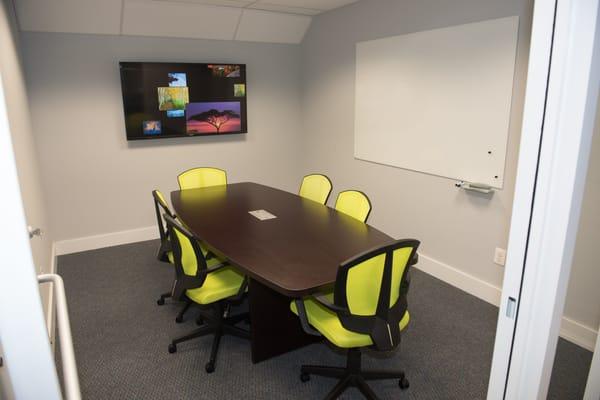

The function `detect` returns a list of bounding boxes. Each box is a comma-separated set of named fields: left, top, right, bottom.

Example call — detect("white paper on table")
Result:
left=248, top=209, right=277, bottom=221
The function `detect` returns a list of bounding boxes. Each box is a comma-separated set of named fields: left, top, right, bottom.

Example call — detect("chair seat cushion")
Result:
left=290, top=292, right=410, bottom=349
left=186, top=263, right=245, bottom=305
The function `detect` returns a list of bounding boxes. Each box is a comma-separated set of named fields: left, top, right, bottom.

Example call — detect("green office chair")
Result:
left=153, top=190, right=178, bottom=310
left=291, top=239, right=420, bottom=400
left=334, top=190, right=372, bottom=223
left=152, top=190, right=213, bottom=324
left=153, top=190, right=175, bottom=265
left=177, top=167, right=227, bottom=190
left=299, top=174, right=333, bottom=204
left=164, top=214, right=250, bottom=373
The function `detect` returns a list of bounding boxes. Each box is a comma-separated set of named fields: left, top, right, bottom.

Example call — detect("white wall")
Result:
left=563, top=103, right=600, bottom=339
left=0, top=0, right=53, bottom=319
left=301, top=0, right=532, bottom=295
left=20, top=33, right=304, bottom=243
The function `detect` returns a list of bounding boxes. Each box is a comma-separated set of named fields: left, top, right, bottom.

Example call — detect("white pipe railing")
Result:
left=38, top=274, right=81, bottom=400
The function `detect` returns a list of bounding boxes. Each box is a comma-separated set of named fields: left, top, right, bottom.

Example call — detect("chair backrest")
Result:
left=298, top=174, right=332, bottom=204
left=152, top=190, right=175, bottom=258
left=334, top=239, right=420, bottom=351
left=334, top=190, right=372, bottom=223
left=163, top=214, right=210, bottom=299
left=177, top=167, right=227, bottom=190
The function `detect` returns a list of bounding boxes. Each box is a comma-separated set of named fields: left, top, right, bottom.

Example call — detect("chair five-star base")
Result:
left=299, top=348, right=409, bottom=400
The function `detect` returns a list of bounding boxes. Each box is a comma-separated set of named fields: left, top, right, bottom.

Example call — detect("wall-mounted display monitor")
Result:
left=119, top=62, right=247, bottom=140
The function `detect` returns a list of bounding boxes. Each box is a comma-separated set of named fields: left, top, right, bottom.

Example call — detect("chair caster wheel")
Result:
left=399, top=377, right=410, bottom=390
left=175, top=316, right=183, bottom=323
left=157, top=298, right=165, bottom=306
left=205, top=362, right=215, bottom=373
left=168, top=344, right=177, bottom=354
left=300, top=372, right=310, bottom=382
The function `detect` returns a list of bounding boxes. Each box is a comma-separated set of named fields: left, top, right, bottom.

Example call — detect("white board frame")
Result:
left=354, top=16, right=519, bottom=188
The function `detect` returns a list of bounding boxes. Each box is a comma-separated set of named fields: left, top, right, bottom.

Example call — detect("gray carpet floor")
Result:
left=56, top=240, right=592, bottom=399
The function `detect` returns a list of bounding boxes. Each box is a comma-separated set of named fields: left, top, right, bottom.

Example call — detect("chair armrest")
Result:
left=294, top=299, right=322, bottom=337
left=311, top=294, right=350, bottom=315
left=229, top=276, right=248, bottom=302
left=410, top=252, right=419, bottom=265
left=172, top=275, right=204, bottom=300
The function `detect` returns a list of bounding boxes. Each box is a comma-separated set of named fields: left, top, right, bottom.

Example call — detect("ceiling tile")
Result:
left=160, top=0, right=255, bottom=6
left=252, top=0, right=360, bottom=12
left=247, top=3, right=321, bottom=16
left=235, top=9, right=311, bottom=44
left=122, top=0, right=242, bottom=40
left=15, top=0, right=123, bottom=35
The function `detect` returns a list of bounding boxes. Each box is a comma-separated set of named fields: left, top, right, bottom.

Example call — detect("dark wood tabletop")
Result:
left=171, top=182, right=395, bottom=297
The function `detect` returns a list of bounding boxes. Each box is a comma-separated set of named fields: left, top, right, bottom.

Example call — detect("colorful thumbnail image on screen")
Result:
left=167, top=109, right=184, bottom=118
left=168, top=72, right=187, bottom=87
left=234, top=84, right=246, bottom=97
left=186, top=102, right=241, bottom=134
left=158, top=87, right=189, bottom=111
left=143, top=120, right=161, bottom=135
left=207, top=65, right=241, bottom=78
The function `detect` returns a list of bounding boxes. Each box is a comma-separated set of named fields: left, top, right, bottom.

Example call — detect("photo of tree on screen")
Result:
left=186, top=102, right=241, bottom=134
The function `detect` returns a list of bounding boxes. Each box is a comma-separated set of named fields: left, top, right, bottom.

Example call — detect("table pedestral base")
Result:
left=248, top=279, right=321, bottom=363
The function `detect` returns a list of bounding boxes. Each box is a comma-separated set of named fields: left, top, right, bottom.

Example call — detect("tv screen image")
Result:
left=119, top=62, right=247, bottom=140
left=186, top=102, right=241, bottom=134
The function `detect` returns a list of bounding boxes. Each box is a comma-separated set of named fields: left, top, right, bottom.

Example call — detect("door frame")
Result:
left=488, top=0, right=600, bottom=398
left=0, top=0, right=598, bottom=398
left=584, top=330, right=600, bottom=399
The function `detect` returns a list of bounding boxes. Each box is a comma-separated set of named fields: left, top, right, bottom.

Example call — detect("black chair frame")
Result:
left=164, top=214, right=250, bottom=373
left=295, top=239, right=420, bottom=400
left=152, top=190, right=178, bottom=308
left=153, top=190, right=213, bottom=324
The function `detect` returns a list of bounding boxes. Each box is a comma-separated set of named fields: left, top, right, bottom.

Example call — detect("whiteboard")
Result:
left=354, top=16, right=519, bottom=188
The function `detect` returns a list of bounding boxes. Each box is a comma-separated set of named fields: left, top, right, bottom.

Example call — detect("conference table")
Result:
left=171, top=182, right=396, bottom=363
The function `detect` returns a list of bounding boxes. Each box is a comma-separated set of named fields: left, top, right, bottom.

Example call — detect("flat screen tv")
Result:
left=119, top=62, right=247, bottom=140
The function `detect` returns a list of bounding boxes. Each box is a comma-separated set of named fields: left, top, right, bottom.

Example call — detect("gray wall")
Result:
left=20, top=33, right=304, bottom=241
left=300, top=0, right=533, bottom=290
left=0, top=1, right=52, bottom=314
left=564, top=105, right=600, bottom=332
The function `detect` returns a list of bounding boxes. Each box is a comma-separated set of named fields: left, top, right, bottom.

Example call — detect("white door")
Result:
left=488, top=0, right=600, bottom=398
left=0, top=71, right=61, bottom=398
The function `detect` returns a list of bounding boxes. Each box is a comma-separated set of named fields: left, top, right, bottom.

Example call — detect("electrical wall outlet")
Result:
left=494, top=247, right=507, bottom=266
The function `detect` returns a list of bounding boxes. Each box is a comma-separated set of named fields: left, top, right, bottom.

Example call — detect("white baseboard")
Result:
left=54, top=226, right=158, bottom=256
left=415, top=253, right=503, bottom=306
left=560, top=317, right=599, bottom=351
left=414, top=252, right=598, bottom=351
